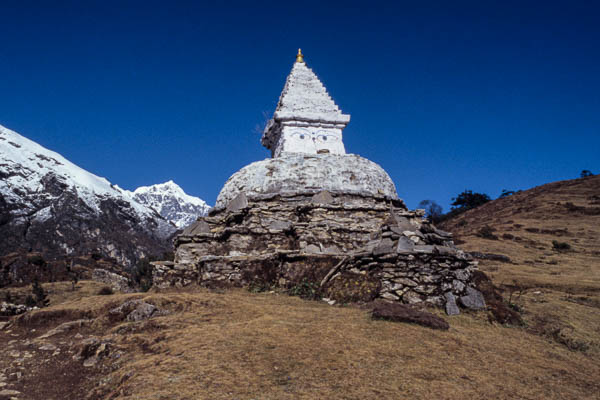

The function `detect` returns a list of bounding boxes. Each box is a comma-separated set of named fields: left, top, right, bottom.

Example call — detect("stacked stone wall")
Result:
left=154, top=191, right=485, bottom=314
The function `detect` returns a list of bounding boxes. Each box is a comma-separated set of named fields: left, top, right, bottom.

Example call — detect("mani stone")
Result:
left=459, top=287, right=486, bottom=310
left=373, top=238, right=395, bottom=256
left=311, top=190, right=334, bottom=204
left=396, top=236, right=414, bottom=253
left=387, top=215, right=413, bottom=232
left=445, top=292, right=460, bottom=316
left=181, top=220, right=211, bottom=236
left=226, top=192, right=248, bottom=213
left=266, top=219, right=292, bottom=232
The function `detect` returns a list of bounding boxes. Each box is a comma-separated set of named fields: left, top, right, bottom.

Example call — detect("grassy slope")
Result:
left=440, top=175, right=600, bottom=356
left=0, top=176, right=598, bottom=399
left=2, top=284, right=599, bottom=400
left=440, top=174, right=600, bottom=293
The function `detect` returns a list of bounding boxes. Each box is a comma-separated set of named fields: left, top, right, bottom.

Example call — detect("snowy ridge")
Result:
left=128, top=181, right=210, bottom=229
left=0, top=124, right=154, bottom=219
left=0, top=123, right=182, bottom=267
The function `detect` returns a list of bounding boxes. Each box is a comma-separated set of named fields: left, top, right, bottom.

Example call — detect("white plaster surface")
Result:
left=274, top=62, right=350, bottom=123
left=215, top=153, right=398, bottom=209
left=262, top=61, right=350, bottom=156
left=273, top=126, right=345, bottom=157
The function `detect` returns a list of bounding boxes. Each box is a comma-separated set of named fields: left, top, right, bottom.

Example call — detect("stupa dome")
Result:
left=215, top=152, right=398, bottom=209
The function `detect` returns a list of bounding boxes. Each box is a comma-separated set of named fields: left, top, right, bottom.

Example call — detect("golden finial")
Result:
left=296, top=48, right=304, bottom=63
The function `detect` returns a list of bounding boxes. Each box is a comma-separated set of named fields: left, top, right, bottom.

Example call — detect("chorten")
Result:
left=155, top=51, right=485, bottom=315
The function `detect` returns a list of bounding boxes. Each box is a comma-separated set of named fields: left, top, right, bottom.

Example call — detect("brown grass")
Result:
left=112, top=288, right=600, bottom=400
left=3, top=283, right=597, bottom=399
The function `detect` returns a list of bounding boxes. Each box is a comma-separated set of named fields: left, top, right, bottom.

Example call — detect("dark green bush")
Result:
left=477, top=225, right=499, bottom=240
left=97, top=286, right=114, bottom=295
left=552, top=240, right=571, bottom=252
left=25, top=295, right=36, bottom=307
left=32, top=279, right=49, bottom=307
left=451, top=190, right=491, bottom=211
left=27, top=255, right=46, bottom=267
left=133, top=258, right=153, bottom=292
left=288, top=279, right=320, bottom=300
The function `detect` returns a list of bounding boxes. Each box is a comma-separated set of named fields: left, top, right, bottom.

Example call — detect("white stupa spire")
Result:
left=261, top=49, right=350, bottom=157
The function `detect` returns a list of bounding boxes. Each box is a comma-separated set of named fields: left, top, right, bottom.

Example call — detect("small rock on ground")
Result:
left=0, top=389, right=21, bottom=396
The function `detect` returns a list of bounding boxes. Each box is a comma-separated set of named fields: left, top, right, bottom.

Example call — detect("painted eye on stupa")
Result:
left=317, top=133, right=338, bottom=142
left=291, top=131, right=309, bottom=140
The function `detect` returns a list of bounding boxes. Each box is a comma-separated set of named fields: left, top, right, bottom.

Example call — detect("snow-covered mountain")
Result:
left=0, top=124, right=177, bottom=279
left=128, top=181, right=210, bottom=229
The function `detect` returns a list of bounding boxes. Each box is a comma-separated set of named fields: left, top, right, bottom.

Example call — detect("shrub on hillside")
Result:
left=288, top=279, right=321, bottom=300
left=30, top=279, right=49, bottom=307
left=132, top=257, right=154, bottom=292
left=552, top=240, right=571, bottom=252
left=98, top=286, right=114, bottom=295
left=418, top=200, right=443, bottom=223
left=27, top=255, right=46, bottom=267
left=499, top=189, right=517, bottom=198
left=477, top=225, right=499, bottom=240
left=451, top=190, right=491, bottom=211
left=436, top=190, right=491, bottom=223
left=25, top=295, right=36, bottom=307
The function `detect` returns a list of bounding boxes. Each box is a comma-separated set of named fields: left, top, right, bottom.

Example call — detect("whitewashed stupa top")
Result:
left=215, top=50, right=398, bottom=209
left=261, top=49, right=351, bottom=158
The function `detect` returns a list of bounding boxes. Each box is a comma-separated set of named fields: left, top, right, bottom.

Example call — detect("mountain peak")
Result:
left=130, top=181, right=210, bottom=229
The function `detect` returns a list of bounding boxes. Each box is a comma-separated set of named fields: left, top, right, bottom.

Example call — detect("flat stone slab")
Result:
left=372, top=301, right=449, bottom=330
left=226, top=192, right=248, bottom=213
left=181, top=220, right=211, bottom=236
left=396, top=236, right=415, bottom=253
left=311, top=190, right=334, bottom=204
left=459, top=287, right=486, bottom=310
left=445, top=292, right=460, bottom=316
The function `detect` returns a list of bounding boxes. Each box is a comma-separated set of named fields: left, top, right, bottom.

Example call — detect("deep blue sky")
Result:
left=1, top=1, right=598, bottom=211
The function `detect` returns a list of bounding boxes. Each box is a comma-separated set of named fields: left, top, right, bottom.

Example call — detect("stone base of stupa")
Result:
left=153, top=190, right=484, bottom=313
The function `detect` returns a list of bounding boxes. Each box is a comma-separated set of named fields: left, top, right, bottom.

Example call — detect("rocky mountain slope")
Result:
left=0, top=124, right=178, bottom=285
left=127, top=181, right=209, bottom=229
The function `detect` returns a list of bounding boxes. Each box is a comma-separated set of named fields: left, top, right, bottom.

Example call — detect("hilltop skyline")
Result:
left=1, top=1, right=598, bottom=211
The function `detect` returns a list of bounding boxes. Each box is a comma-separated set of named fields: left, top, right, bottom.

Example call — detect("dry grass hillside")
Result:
left=440, top=174, right=600, bottom=293
left=440, top=174, right=600, bottom=356
left=0, top=175, right=598, bottom=400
